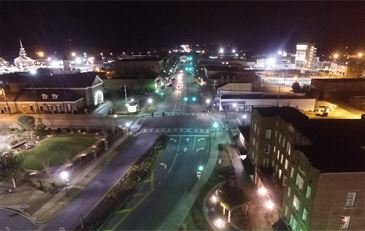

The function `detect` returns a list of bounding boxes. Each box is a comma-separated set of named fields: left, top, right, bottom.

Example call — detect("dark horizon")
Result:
left=1, top=1, right=365, bottom=56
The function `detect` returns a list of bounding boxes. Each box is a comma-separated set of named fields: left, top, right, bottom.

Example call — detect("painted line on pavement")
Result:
left=168, top=136, right=181, bottom=174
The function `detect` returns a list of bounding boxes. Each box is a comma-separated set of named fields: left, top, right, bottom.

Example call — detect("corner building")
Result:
left=249, top=107, right=365, bottom=230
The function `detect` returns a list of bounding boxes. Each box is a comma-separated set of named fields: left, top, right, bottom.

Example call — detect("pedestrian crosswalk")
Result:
left=139, top=127, right=211, bottom=134
left=160, top=112, right=209, bottom=117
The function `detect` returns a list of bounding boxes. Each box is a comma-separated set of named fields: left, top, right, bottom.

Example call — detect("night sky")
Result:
left=1, top=1, right=365, bottom=56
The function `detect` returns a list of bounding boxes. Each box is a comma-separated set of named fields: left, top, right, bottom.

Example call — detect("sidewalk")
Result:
left=33, top=133, right=129, bottom=224
left=225, top=145, right=280, bottom=230
left=158, top=130, right=230, bottom=231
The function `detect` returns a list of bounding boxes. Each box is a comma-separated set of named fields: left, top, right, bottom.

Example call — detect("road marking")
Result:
left=196, top=147, right=205, bottom=152
left=168, top=136, right=181, bottom=174
left=192, top=136, right=196, bottom=150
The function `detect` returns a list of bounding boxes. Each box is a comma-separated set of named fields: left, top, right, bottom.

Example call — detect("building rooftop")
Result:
left=221, top=93, right=310, bottom=100
left=205, top=65, right=247, bottom=72
left=0, top=72, right=102, bottom=89
left=255, top=107, right=365, bottom=173
left=312, top=77, right=365, bottom=82
left=14, top=89, right=83, bottom=102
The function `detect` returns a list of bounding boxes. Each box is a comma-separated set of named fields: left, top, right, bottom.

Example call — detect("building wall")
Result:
left=311, top=79, right=365, bottom=99
left=309, top=173, right=365, bottom=230
left=102, top=78, right=155, bottom=91
left=0, top=101, right=83, bottom=114
left=220, top=98, right=316, bottom=112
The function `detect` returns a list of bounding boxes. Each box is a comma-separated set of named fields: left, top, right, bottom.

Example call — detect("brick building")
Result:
left=249, top=107, right=365, bottom=230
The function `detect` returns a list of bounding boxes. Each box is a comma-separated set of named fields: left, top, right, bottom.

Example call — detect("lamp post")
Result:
left=213, top=121, right=218, bottom=138
left=60, top=171, right=69, bottom=196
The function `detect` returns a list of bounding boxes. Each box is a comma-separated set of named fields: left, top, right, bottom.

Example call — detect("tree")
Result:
left=292, top=81, right=301, bottom=93
left=0, top=152, right=24, bottom=189
left=35, top=118, right=47, bottom=137
left=17, top=115, right=35, bottom=140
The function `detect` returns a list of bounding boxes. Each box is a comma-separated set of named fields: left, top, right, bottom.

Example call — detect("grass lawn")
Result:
left=22, top=135, right=97, bottom=170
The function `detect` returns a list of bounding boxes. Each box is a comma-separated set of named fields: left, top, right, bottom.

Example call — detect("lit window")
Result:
left=282, top=137, right=286, bottom=148
left=265, top=129, right=272, bottom=139
left=279, top=169, right=282, bottom=179
left=280, top=153, right=284, bottom=164
left=284, top=206, right=289, bottom=217
left=340, top=216, right=351, bottom=230
left=273, top=145, right=276, bottom=153
left=345, top=192, right=356, bottom=207
left=302, top=208, right=308, bottom=222
left=293, top=195, right=300, bottom=211
left=290, top=167, right=294, bottom=178
left=277, top=150, right=280, bottom=160
left=290, top=215, right=297, bottom=230
left=287, top=186, right=291, bottom=198
left=306, top=186, right=312, bottom=200
left=295, top=174, right=304, bottom=191
left=284, top=159, right=289, bottom=170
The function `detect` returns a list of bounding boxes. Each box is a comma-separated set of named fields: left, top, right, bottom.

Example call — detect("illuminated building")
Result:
left=295, top=43, right=317, bottom=70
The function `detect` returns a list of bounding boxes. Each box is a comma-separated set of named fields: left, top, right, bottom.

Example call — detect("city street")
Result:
left=100, top=134, right=210, bottom=230
left=43, top=133, right=161, bottom=231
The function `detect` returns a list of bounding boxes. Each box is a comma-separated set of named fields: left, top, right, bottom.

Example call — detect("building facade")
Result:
left=295, top=43, right=317, bottom=70
left=0, top=72, right=103, bottom=114
left=249, top=107, right=365, bottom=230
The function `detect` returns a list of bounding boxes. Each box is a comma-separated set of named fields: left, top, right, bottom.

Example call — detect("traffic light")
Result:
left=183, top=96, right=188, bottom=102
left=198, top=165, right=204, bottom=171
left=192, top=96, right=197, bottom=102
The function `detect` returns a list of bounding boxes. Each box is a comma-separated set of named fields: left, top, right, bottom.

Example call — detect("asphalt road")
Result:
left=0, top=208, right=35, bottom=231
left=100, top=133, right=210, bottom=230
left=44, top=133, right=161, bottom=231
left=99, top=60, right=216, bottom=230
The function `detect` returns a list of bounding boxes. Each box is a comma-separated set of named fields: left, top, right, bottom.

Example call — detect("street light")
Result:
left=218, top=48, right=224, bottom=54
left=264, top=200, right=275, bottom=210
left=36, top=51, right=45, bottom=58
left=358, top=52, right=363, bottom=58
left=205, top=98, right=211, bottom=105
left=232, top=48, right=236, bottom=53
left=71, top=52, right=76, bottom=57
left=333, top=53, right=339, bottom=60
left=232, top=103, right=237, bottom=108
left=147, top=98, right=153, bottom=104
left=213, top=218, right=226, bottom=229
left=60, top=171, right=69, bottom=196
left=242, top=114, right=247, bottom=119
left=257, top=186, right=268, bottom=197
left=210, top=195, right=219, bottom=204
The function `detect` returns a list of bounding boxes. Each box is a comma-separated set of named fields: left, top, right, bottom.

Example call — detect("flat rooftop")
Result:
left=255, top=107, right=365, bottom=173
left=221, top=93, right=310, bottom=100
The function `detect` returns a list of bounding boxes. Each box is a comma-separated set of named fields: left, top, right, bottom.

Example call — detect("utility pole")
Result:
left=124, top=83, right=128, bottom=102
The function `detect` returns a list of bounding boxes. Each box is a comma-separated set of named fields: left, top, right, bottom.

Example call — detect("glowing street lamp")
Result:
left=213, top=218, right=226, bottom=229
left=210, top=195, right=219, bottom=204
left=75, top=57, right=82, bottom=64
left=36, top=51, right=45, bottom=58
left=71, top=52, right=76, bottom=57
left=232, top=48, right=236, bottom=53
left=60, top=171, right=70, bottom=196
left=232, top=103, right=237, bottom=108
left=333, top=53, right=339, bottom=60
left=264, top=200, right=275, bottom=210
left=218, top=48, right=224, bottom=54
left=205, top=98, right=211, bottom=105
left=257, top=186, right=268, bottom=197
left=147, top=97, right=153, bottom=104
left=358, top=52, right=363, bottom=58
left=242, top=114, right=247, bottom=119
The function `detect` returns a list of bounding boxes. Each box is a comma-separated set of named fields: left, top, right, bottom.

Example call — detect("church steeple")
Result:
left=19, top=39, right=27, bottom=57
